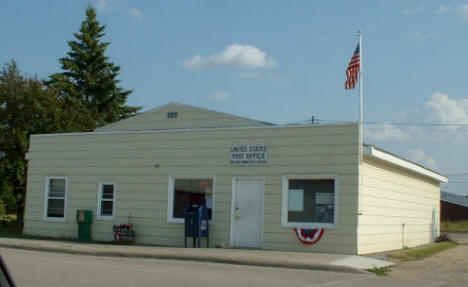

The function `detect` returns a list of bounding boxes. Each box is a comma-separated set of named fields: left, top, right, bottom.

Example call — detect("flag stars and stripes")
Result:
left=345, top=44, right=360, bottom=90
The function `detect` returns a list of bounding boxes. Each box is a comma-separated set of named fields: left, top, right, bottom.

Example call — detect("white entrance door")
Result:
left=232, top=178, right=264, bottom=248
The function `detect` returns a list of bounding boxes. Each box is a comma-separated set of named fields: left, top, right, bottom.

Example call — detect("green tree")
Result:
left=0, top=61, right=84, bottom=224
left=0, top=199, right=5, bottom=216
left=48, top=6, right=140, bottom=130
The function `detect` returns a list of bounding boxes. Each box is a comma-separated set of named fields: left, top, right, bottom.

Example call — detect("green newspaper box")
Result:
left=76, top=210, right=92, bottom=241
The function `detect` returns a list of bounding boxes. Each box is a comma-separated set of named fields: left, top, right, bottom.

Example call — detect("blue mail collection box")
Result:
left=184, top=205, right=209, bottom=248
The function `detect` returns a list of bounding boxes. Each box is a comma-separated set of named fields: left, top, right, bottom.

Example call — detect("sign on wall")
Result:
left=230, top=144, right=269, bottom=165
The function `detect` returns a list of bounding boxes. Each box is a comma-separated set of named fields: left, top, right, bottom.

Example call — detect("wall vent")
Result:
left=167, top=111, right=178, bottom=119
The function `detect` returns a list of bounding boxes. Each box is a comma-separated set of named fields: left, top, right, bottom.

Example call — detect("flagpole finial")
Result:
left=358, top=30, right=362, bottom=35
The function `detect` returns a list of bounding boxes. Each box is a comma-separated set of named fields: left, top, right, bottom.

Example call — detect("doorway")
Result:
left=231, top=177, right=264, bottom=248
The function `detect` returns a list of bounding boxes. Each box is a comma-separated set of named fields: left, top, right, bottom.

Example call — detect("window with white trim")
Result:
left=282, top=175, right=337, bottom=229
left=167, top=177, right=214, bottom=223
left=98, top=183, right=116, bottom=219
left=45, top=177, right=67, bottom=220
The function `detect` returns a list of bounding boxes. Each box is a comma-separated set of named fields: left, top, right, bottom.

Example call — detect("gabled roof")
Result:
left=441, top=191, right=468, bottom=208
left=96, top=102, right=275, bottom=132
left=364, top=144, right=448, bottom=183
left=164, top=102, right=275, bottom=125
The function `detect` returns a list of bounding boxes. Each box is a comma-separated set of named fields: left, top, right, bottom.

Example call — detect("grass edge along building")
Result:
left=23, top=103, right=448, bottom=255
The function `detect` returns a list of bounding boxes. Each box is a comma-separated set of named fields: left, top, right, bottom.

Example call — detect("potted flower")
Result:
left=113, top=223, right=135, bottom=244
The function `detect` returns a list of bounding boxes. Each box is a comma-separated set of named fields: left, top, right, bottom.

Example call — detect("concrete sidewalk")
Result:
left=0, top=237, right=392, bottom=274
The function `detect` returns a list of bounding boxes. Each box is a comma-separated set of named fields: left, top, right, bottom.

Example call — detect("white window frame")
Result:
left=281, top=174, right=338, bottom=229
left=97, top=182, right=117, bottom=220
left=43, top=176, right=68, bottom=222
left=167, top=175, right=215, bottom=224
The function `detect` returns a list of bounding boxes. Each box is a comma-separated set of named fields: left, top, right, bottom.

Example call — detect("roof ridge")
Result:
left=95, top=102, right=275, bottom=131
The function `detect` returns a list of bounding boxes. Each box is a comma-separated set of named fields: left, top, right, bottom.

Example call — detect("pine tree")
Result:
left=48, top=6, right=140, bottom=130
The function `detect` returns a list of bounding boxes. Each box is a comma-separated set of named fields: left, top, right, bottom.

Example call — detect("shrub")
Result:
left=0, top=199, right=6, bottom=216
left=441, top=220, right=468, bottom=232
left=0, top=185, right=18, bottom=214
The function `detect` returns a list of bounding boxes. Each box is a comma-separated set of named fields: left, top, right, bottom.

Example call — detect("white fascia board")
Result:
left=364, top=146, right=448, bottom=183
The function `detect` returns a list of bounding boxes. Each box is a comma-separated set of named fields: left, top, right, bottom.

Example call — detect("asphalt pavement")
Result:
left=0, top=237, right=391, bottom=274
left=2, top=247, right=464, bottom=287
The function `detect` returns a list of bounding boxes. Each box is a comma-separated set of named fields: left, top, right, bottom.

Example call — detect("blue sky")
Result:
left=1, top=0, right=468, bottom=195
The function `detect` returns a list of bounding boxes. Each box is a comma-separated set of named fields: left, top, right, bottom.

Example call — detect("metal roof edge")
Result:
left=441, top=191, right=468, bottom=208
left=31, top=122, right=358, bottom=137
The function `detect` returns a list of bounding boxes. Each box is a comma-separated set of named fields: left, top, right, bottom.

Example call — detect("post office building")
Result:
left=23, top=103, right=448, bottom=254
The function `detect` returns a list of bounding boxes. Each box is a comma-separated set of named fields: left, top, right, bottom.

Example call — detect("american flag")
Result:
left=345, top=44, right=360, bottom=90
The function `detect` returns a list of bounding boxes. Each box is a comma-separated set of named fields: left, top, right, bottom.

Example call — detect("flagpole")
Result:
left=358, top=30, right=363, bottom=160
left=358, top=30, right=363, bottom=215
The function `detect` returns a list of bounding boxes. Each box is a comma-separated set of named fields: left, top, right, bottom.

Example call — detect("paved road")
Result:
left=0, top=248, right=463, bottom=287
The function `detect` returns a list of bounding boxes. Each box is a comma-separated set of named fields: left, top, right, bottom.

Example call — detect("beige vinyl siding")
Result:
left=24, top=124, right=359, bottom=254
left=96, top=103, right=269, bottom=132
left=357, top=156, right=440, bottom=254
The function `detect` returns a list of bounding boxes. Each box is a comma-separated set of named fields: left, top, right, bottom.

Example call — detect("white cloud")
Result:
left=456, top=4, right=468, bottom=24
left=368, top=93, right=468, bottom=144
left=412, top=31, right=439, bottom=40
left=365, top=123, right=413, bottom=142
left=407, top=149, right=438, bottom=170
left=182, top=44, right=276, bottom=71
left=437, top=5, right=452, bottom=14
left=129, top=8, right=143, bottom=19
left=205, top=91, right=229, bottom=101
left=426, top=92, right=468, bottom=130
left=392, top=108, right=422, bottom=122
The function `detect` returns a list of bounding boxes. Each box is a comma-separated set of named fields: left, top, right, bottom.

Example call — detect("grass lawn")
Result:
left=367, top=266, right=391, bottom=277
left=440, top=220, right=468, bottom=232
left=388, top=241, right=457, bottom=262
